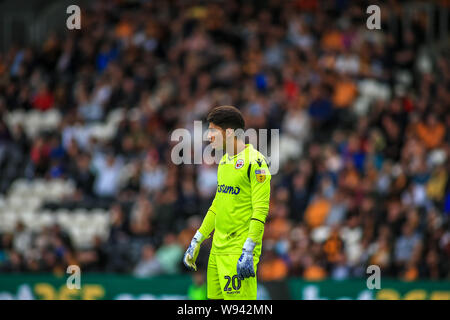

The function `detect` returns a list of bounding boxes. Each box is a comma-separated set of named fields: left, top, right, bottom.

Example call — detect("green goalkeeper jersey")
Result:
left=208, top=143, right=271, bottom=258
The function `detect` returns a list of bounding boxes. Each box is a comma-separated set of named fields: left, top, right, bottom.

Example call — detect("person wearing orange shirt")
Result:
left=258, top=246, right=288, bottom=281
left=303, top=254, right=327, bottom=281
left=304, top=193, right=331, bottom=229
left=415, top=114, right=446, bottom=149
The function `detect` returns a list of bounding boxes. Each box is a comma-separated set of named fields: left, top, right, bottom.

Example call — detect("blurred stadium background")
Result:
left=0, top=0, right=449, bottom=300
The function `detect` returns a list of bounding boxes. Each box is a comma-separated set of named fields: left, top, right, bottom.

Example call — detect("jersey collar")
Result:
left=226, top=144, right=250, bottom=161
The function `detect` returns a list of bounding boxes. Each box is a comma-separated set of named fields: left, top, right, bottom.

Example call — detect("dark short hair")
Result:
left=206, top=106, right=245, bottom=131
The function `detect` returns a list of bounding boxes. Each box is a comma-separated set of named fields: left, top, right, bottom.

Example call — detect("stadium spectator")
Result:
left=155, top=233, right=183, bottom=275
left=133, top=244, right=163, bottom=278
left=258, top=244, right=289, bottom=282
left=92, top=151, right=124, bottom=199
left=0, top=0, right=448, bottom=281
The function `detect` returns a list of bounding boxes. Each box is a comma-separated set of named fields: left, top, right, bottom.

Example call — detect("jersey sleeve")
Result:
left=245, top=156, right=271, bottom=244
left=198, top=208, right=215, bottom=239
left=249, top=156, right=271, bottom=225
left=198, top=193, right=217, bottom=239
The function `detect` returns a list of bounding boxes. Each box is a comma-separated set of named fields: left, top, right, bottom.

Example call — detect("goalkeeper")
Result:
left=183, top=105, right=271, bottom=300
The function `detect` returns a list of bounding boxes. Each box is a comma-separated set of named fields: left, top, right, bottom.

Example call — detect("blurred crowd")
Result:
left=0, top=0, right=449, bottom=281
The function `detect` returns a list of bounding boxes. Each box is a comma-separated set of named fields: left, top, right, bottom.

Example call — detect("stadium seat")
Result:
left=55, top=210, right=71, bottom=228
left=30, top=179, right=48, bottom=199
left=18, top=211, right=36, bottom=230
left=4, top=110, right=26, bottom=129
left=9, top=179, right=31, bottom=197
left=40, top=110, right=62, bottom=128
left=39, top=212, right=55, bottom=228
left=1, top=212, right=18, bottom=232
left=0, top=195, right=6, bottom=211
left=46, top=180, right=67, bottom=199
left=7, top=195, right=25, bottom=211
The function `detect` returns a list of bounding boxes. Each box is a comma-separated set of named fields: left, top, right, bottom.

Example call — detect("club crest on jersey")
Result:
left=235, top=159, right=244, bottom=169
left=255, top=169, right=266, bottom=183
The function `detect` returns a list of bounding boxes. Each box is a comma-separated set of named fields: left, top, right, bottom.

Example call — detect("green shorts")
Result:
left=207, top=253, right=260, bottom=300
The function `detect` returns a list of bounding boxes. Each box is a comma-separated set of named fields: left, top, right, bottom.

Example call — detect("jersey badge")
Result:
left=255, top=169, right=266, bottom=183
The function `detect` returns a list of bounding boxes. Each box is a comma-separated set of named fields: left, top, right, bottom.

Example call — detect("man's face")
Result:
left=207, top=122, right=226, bottom=150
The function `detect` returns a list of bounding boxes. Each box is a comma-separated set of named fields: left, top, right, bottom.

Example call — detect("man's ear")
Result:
left=225, top=128, right=234, bottom=138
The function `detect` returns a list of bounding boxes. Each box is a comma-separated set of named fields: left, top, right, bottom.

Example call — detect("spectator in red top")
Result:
left=30, top=135, right=51, bottom=177
left=31, top=83, right=54, bottom=111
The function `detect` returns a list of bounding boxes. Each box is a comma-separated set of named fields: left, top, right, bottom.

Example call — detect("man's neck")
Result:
left=227, top=139, right=246, bottom=157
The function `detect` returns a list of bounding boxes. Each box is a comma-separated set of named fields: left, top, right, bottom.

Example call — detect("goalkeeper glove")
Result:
left=237, top=238, right=256, bottom=280
left=183, top=230, right=205, bottom=271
